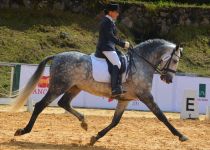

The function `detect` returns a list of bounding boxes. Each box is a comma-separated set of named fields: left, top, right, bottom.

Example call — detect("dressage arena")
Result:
left=0, top=105, right=209, bottom=150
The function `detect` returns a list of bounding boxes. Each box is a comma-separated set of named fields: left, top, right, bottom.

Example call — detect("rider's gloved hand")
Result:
left=124, top=41, right=130, bottom=49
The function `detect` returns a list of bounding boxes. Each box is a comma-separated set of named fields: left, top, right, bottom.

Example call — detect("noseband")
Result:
left=127, top=45, right=181, bottom=75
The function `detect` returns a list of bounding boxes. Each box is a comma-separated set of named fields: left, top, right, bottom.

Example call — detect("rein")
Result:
left=127, top=45, right=181, bottom=76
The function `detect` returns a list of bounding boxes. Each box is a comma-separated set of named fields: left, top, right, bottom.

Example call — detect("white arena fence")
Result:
left=0, top=63, right=210, bottom=115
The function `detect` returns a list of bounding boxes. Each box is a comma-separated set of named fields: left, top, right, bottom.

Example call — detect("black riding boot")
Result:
left=111, top=65, right=125, bottom=97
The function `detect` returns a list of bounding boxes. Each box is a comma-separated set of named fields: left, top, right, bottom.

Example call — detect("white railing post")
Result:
left=9, top=66, right=14, bottom=97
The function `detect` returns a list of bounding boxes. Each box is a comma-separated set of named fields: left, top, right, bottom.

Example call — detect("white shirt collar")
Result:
left=105, top=15, right=115, bottom=23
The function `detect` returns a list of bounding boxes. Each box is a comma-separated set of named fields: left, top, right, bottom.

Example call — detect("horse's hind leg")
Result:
left=14, top=90, right=60, bottom=136
left=57, top=86, right=87, bottom=131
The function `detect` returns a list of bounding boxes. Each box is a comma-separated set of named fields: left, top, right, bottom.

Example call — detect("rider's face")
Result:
left=108, top=11, right=119, bottom=20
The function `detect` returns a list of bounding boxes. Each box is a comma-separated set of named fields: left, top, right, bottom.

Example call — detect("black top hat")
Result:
left=104, top=4, right=120, bottom=14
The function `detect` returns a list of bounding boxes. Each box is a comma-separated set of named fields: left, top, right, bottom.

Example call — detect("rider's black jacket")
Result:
left=95, top=16, right=125, bottom=58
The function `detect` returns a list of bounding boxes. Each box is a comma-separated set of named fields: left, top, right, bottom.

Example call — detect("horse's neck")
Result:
left=133, top=48, right=163, bottom=67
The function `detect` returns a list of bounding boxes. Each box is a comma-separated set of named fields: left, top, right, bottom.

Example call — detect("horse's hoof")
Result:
left=81, top=121, right=88, bottom=131
left=89, top=136, right=97, bottom=146
left=179, top=135, right=189, bottom=142
left=14, top=129, right=24, bottom=136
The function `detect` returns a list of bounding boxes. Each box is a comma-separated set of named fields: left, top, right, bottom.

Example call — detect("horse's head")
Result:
left=130, top=40, right=183, bottom=84
left=159, top=45, right=183, bottom=84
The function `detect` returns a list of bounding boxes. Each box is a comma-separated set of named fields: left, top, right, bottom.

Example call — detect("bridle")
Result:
left=127, top=45, right=182, bottom=76
left=160, top=45, right=182, bottom=74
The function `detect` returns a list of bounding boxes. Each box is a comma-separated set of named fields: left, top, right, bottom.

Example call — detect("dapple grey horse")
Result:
left=11, top=39, right=188, bottom=145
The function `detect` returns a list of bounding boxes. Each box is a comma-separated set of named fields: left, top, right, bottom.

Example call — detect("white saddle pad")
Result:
left=91, top=54, right=128, bottom=83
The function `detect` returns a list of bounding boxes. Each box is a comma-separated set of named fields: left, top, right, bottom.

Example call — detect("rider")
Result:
left=95, top=3, right=130, bottom=97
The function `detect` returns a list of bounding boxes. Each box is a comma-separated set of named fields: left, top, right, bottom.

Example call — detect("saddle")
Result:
left=91, top=51, right=128, bottom=83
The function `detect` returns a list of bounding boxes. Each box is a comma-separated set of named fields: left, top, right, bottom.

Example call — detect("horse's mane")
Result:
left=134, top=39, right=176, bottom=56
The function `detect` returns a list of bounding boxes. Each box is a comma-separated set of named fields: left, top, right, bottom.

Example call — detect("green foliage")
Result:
left=113, top=0, right=210, bottom=8
left=0, top=8, right=209, bottom=79
left=164, top=25, right=210, bottom=76
left=0, top=9, right=99, bottom=63
left=0, top=67, right=11, bottom=97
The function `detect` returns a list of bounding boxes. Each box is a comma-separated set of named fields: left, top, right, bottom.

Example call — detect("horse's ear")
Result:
left=175, top=45, right=180, bottom=51
left=176, top=44, right=184, bottom=56
left=176, top=43, right=184, bottom=56
left=180, top=47, right=183, bottom=57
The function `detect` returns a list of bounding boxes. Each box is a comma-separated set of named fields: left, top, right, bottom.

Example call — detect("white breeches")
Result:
left=102, top=51, right=121, bottom=69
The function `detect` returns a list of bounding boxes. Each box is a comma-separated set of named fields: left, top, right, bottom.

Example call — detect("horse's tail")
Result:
left=10, top=55, right=54, bottom=112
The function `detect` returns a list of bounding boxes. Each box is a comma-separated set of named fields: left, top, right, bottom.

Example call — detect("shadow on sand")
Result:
left=0, top=140, right=112, bottom=150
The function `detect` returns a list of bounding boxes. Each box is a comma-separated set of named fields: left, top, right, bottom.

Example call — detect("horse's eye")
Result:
left=173, top=60, right=178, bottom=64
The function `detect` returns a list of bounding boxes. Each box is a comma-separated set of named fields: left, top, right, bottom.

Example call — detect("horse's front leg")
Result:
left=90, top=100, right=129, bottom=146
left=138, top=93, right=188, bottom=141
